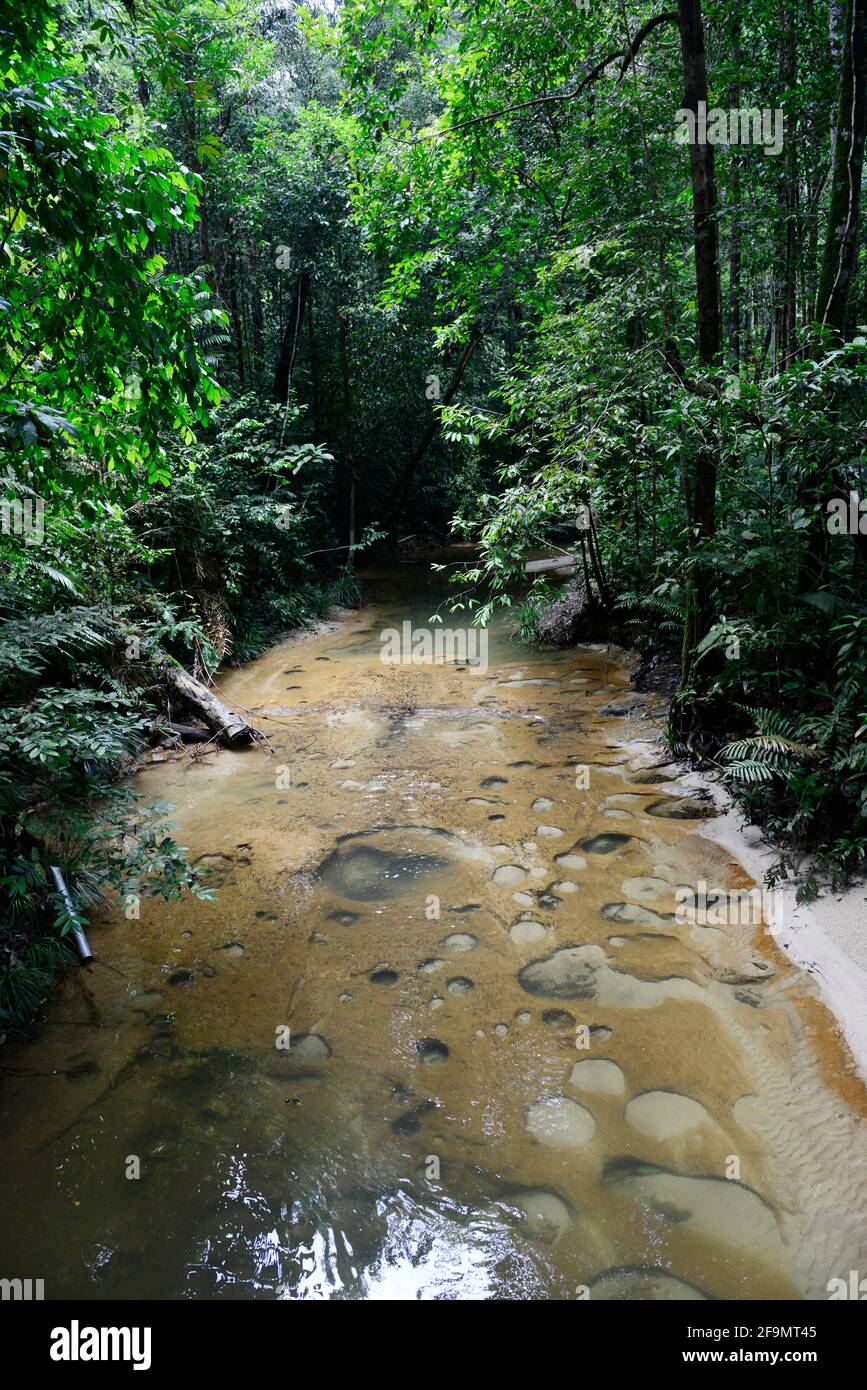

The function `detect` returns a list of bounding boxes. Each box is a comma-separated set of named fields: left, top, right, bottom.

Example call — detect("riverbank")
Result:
left=704, top=802, right=867, bottom=1085
left=610, top=669, right=867, bottom=1086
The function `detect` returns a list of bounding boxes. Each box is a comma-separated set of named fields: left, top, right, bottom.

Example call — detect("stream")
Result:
left=1, top=563, right=866, bottom=1300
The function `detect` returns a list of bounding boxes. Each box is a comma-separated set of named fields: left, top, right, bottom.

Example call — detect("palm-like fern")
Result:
left=719, top=707, right=817, bottom=786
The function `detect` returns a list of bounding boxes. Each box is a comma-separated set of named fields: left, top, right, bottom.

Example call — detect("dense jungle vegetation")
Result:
left=1, top=0, right=866, bottom=1030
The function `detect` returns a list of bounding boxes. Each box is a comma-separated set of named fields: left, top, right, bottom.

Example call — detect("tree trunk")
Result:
left=815, top=0, right=867, bottom=336
left=677, top=0, right=722, bottom=685
left=777, top=5, right=799, bottom=367
left=339, top=309, right=356, bottom=566
left=274, top=270, right=310, bottom=402
left=162, top=665, right=255, bottom=746
left=678, top=0, right=723, bottom=367
left=726, top=15, right=742, bottom=365
left=307, top=289, right=322, bottom=436
left=799, top=0, right=867, bottom=587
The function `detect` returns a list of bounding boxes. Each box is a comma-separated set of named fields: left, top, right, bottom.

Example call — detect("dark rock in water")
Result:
left=541, top=1009, right=576, bottom=1029
left=391, top=1111, right=422, bottom=1136
left=446, top=976, right=474, bottom=996
left=450, top=903, right=480, bottom=914
left=288, top=1033, right=332, bottom=1061
left=734, top=989, right=764, bottom=1009
left=327, top=909, right=360, bottom=926
left=602, top=1155, right=665, bottom=1184
left=201, top=1097, right=231, bottom=1122
left=645, top=796, right=717, bottom=820
left=370, top=968, right=399, bottom=985
left=416, top=1037, right=449, bottom=1066
left=66, top=1060, right=100, bottom=1083
left=191, top=852, right=236, bottom=887
left=168, top=968, right=194, bottom=986
left=391, top=1100, right=437, bottom=1135
left=589, top=1266, right=708, bottom=1301
left=200, top=965, right=217, bottom=978
left=480, top=776, right=507, bottom=789
left=600, top=696, right=647, bottom=717
left=602, top=902, right=673, bottom=929
left=255, top=910, right=278, bottom=921
left=537, top=894, right=562, bottom=910
left=518, top=948, right=599, bottom=1000
left=537, top=583, right=609, bottom=646
left=578, top=833, right=632, bottom=854
left=443, top=932, right=478, bottom=952
left=318, top=842, right=448, bottom=901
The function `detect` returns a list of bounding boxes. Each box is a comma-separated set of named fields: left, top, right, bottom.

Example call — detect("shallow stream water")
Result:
left=1, top=563, right=866, bottom=1300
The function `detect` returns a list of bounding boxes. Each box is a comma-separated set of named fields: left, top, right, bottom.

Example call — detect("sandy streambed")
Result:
left=0, top=564, right=865, bottom=1300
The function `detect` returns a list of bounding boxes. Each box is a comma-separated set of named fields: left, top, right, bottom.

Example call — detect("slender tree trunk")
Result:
left=777, top=5, right=799, bottom=367
left=677, top=0, right=722, bottom=686
left=248, top=235, right=265, bottom=382
left=273, top=270, right=310, bottom=402
left=228, top=250, right=245, bottom=386
left=815, top=0, right=867, bottom=336
left=799, top=0, right=867, bottom=587
left=678, top=0, right=723, bottom=367
left=339, top=310, right=356, bottom=567
left=307, top=290, right=322, bottom=436
left=726, top=15, right=742, bottom=366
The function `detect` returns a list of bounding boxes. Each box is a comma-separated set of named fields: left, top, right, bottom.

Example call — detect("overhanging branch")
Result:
left=405, top=12, right=679, bottom=144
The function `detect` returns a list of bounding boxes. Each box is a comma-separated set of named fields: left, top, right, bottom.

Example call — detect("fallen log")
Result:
left=165, top=722, right=213, bottom=744
left=524, top=553, right=577, bottom=577
left=161, top=664, right=256, bottom=746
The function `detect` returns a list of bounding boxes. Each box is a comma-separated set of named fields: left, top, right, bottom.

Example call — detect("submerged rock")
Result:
left=443, top=932, right=478, bottom=952
left=541, top=1008, right=576, bottom=1030
left=509, top=920, right=547, bottom=946
left=492, top=864, right=526, bottom=888
left=287, top=1033, right=331, bottom=1063
left=416, top=1038, right=449, bottom=1066
left=602, top=902, right=673, bottom=929
left=418, top=958, right=445, bottom=974
left=602, top=1157, right=783, bottom=1256
left=318, top=842, right=448, bottom=901
left=589, top=1267, right=708, bottom=1301
left=511, top=1190, right=572, bottom=1244
left=645, top=796, right=717, bottom=820
left=392, top=1100, right=437, bottom=1135
left=446, top=976, right=474, bottom=995
left=66, top=1060, right=100, bottom=1084
left=569, top=1059, right=625, bottom=1096
left=369, top=968, right=399, bottom=985
left=624, top=1089, right=711, bottom=1140
left=578, top=833, right=632, bottom=855
left=518, top=947, right=599, bottom=1000
left=526, top=1097, right=596, bottom=1149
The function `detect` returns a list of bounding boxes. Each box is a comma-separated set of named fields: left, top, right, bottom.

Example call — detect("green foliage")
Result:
left=4, top=0, right=867, bottom=1031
